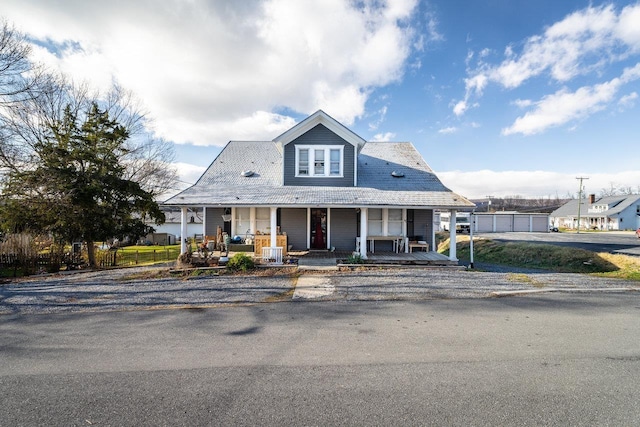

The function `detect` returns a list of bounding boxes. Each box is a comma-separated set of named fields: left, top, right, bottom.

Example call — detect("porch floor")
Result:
left=290, top=249, right=457, bottom=267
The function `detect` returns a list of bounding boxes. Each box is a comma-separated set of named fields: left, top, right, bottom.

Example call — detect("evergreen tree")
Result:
left=1, top=102, right=164, bottom=266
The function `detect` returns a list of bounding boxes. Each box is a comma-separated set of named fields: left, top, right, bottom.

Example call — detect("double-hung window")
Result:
left=296, top=145, right=343, bottom=177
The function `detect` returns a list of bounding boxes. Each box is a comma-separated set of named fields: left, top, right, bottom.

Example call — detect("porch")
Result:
left=291, top=250, right=457, bottom=267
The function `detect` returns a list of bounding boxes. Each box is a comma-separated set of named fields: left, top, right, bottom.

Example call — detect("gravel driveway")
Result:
left=1, top=265, right=638, bottom=316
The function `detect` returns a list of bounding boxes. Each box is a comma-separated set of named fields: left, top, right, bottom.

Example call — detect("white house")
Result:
left=550, top=194, right=640, bottom=230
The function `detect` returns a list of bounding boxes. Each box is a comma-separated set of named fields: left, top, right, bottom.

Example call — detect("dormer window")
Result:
left=296, top=145, right=343, bottom=177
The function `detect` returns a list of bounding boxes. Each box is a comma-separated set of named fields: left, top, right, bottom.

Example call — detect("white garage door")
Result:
left=477, top=216, right=494, bottom=232
left=532, top=216, right=548, bottom=232
left=513, top=216, right=530, bottom=232
left=495, top=215, right=513, bottom=232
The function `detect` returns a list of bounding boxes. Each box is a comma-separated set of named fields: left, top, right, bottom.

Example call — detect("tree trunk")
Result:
left=86, top=240, right=96, bottom=267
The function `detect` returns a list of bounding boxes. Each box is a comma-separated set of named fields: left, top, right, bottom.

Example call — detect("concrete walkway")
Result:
left=296, top=254, right=339, bottom=271
left=293, top=276, right=335, bottom=299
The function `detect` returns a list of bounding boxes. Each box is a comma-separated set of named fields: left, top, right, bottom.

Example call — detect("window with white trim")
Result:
left=255, top=208, right=270, bottom=234
left=235, top=208, right=250, bottom=235
left=388, top=209, right=403, bottom=235
left=295, top=145, right=343, bottom=177
left=368, top=208, right=383, bottom=236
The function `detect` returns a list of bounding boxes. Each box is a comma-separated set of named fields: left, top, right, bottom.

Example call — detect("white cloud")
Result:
left=453, top=100, right=468, bottom=116
left=619, top=91, right=638, bottom=109
left=4, top=0, right=419, bottom=146
left=456, top=3, right=640, bottom=126
left=503, top=63, right=640, bottom=135
left=512, top=99, right=533, bottom=108
left=372, top=132, right=396, bottom=142
left=368, top=105, right=388, bottom=131
left=438, top=127, right=457, bottom=134
left=438, top=169, right=640, bottom=199
left=614, top=3, right=640, bottom=48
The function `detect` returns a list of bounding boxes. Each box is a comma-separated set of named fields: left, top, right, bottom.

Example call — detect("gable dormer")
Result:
left=274, top=110, right=365, bottom=187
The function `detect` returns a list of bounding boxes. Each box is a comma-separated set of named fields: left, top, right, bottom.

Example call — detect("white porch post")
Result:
left=449, top=210, right=457, bottom=261
left=202, top=207, right=207, bottom=238
left=250, top=207, right=256, bottom=234
left=270, top=207, right=277, bottom=249
left=360, top=207, right=368, bottom=259
left=431, top=210, right=437, bottom=253
left=306, top=208, right=311, bottom=249
left=180, top=206, right=188, bottom=254
left=327, top=208, right=331, bottom=249
left=402, top=209, right=408, bottom=253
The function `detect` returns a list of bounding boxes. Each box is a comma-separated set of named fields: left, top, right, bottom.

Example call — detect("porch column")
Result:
left=360, top=207, right=368, bottom=259
left=326, top=208, right=331, bottom=250
left=449, top=210, right=457, bottom=261
left=250, top=207, right=256, bottom=234
left=306, top=208, right=311, bottom=249
left=270, top=207, right=278, bottom=249
left=202, top=207, right=207, bottom=238
left=402, top=209, right=408, bottom=253
left=180, top=206, right=188, bottom=254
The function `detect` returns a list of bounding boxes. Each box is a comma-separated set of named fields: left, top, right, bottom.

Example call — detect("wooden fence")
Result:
left=1, top=247, right=180, bottom=276
left=96, top=247, right=180, bottom=268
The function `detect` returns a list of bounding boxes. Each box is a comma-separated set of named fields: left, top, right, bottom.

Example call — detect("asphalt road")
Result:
left=2, top=295, right=640, bottom=426
left=478, top=230, right=640, bottom=256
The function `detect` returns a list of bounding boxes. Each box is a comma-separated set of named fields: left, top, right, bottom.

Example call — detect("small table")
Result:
left=409, top=242, right=429, bottom=252
left=356, top=236, right=407, bottom=253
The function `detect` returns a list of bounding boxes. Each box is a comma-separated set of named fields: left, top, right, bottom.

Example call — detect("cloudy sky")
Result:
left=3, top=0, right=640, bottom=199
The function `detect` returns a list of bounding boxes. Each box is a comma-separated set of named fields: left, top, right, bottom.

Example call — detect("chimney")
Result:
left=589, top=194, right=596, bottom=204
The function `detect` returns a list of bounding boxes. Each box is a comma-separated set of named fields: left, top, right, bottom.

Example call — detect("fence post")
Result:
left=135, top=250, right=139, bottom=265
left=153, top=249, right=156, bottom=262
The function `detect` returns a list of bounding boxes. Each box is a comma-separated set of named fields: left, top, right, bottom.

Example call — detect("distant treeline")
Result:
left=472, top=196, right=571, bottom=213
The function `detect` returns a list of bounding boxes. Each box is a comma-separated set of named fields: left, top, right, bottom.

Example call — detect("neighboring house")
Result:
left=550, top=194, right=640, bottom=231
left=164, top=110, right=474, bottom=259
left=144, top=207, right=203, bottom=244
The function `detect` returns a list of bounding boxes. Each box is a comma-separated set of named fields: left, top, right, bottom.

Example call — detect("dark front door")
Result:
left=311, top=208, right=327, bottom=249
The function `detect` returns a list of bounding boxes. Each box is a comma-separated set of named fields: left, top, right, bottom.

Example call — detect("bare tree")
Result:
left=0, top=71, right=177, bottom=198
left=0, top=20, right=39, bottom=102
left=599, top=182, right=621, bottom=197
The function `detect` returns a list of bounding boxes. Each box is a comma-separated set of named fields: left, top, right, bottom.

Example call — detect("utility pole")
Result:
left=576, top=176, right=589, bottom=234
left=485, top=196, right=493, bottom=212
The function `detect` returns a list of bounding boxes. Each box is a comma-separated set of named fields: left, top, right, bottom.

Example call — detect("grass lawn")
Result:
left=438, top=235, right=640, bottom=281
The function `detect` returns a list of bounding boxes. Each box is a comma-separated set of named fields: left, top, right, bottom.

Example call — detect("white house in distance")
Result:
left=144, top=207, right=203, bottom=245
left=164, top=110, right=474, bottom=260
left=550, top=194, right=640, bottom=230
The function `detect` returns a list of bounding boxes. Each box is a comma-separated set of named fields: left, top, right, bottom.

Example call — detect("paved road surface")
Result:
left=479, top=231, right=640, bottom=256
left=2, top=294, right=640, bottom=425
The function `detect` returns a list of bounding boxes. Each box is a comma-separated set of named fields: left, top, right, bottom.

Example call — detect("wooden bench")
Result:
left=408, top=241, right=429, bottom=252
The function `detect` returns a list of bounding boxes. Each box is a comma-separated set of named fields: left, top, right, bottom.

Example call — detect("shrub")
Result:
left=226, top=253, right=255, bottom=272
left=346, top=253, right=365, bottom=264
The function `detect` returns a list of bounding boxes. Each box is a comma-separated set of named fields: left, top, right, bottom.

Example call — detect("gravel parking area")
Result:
left=1, top=265, right=638, bottom=315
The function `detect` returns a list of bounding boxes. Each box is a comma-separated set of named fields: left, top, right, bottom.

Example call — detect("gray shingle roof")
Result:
left=165, top=140, right=473, bottom=209
left=358, top=142, right=449, bottom=191
left=550, top=195, right=640, bottom=218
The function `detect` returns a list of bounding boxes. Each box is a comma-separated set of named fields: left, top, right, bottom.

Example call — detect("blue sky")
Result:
left=3, top=0, right=640, bottom=198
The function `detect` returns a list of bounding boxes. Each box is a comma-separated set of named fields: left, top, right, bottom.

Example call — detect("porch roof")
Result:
left=166, top=184, right=471, bottom=208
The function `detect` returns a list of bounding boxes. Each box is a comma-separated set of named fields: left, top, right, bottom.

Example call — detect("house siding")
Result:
left=619, top=201, right=640, bottom=230
left=280, top=208, right=307, bottom=250
left=330, top=208, right=357, bottom=251
left=283, top=124, right=355, bottom=187
left=204, top=207, right=225, bottom=237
